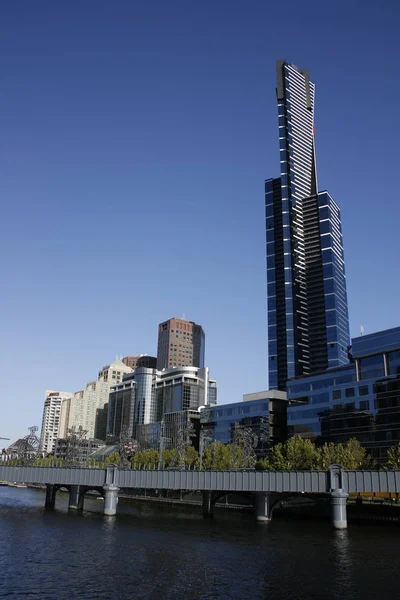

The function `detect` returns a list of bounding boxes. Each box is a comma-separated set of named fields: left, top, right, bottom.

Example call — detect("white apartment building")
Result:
left=66, top=360, right=132, bottom=439
left=39, top=390, right=73, bottom=454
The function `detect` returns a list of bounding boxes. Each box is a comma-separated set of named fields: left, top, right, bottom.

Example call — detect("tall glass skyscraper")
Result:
left=266, top=60, right=350, bottom=391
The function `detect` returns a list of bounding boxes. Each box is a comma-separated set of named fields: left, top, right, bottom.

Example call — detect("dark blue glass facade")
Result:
left=266, top=61, right=350, bottom=390
left=200, top=395, right=287, bottom=455
left=317, top=192, right=350, bottom=368
left=286, top=327, right=400, bottom=463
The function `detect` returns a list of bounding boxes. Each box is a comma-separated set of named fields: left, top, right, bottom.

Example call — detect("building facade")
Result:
left=287, top=327, right=400, bottom=463
left=200, top=390, right=288, bottom=456
left=157, top=317, right=205, bottom=370
left=107, top=366, right=216, bottom=441
left=133, top=409, right=201, bottom=452
left=64, top=360, right=133, bottom=440
left=122, top=355, right=157, bottom=370
left=266, top=60, right=350, bottom=391
left=39, top=390, right=73, bottom=454
left=54, top=437, right=105, bottom=463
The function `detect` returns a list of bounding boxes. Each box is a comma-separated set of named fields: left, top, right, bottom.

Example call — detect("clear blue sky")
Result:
left=1, top=0, right=399, bottom=443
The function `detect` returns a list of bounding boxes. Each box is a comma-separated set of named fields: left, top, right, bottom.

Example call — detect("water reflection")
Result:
left=332, top=530, right=355, bottom=599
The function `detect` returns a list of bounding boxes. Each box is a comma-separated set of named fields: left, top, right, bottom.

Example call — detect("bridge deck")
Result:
left=1, top=466, right=400, bottom=494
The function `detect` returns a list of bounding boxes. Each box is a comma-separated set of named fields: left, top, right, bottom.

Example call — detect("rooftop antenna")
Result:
left=360, top=325, right=364, bottom=336
left=182, top=312, right=186, bottom=320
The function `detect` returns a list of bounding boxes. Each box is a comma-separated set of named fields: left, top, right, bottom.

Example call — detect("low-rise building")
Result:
left=200, top=390, right=288, bottom=456
left=286, top=326, right=400, bottom=463
left=54, top=437, right=105, bottom=463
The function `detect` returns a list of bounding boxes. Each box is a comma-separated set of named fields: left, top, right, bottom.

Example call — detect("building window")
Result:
left=332, top=390, right=341, bottom=400
left=345, top=388, right=355, bottom=398
left=359, top=354, right=385, bottom=380
left=359, top=400, right=369, bottom=411
left=359, top=385, right=369, bottom=396
left=388, top=350, right=400, bottom=376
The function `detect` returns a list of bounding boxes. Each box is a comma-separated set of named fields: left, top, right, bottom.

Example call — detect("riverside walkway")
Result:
left=1, top=464, right=399, bottom=529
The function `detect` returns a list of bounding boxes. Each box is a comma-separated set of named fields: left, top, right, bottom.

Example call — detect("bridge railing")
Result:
left=1, top=464, right=400, bottom=493
left=343, top=470, right=400, bottom=493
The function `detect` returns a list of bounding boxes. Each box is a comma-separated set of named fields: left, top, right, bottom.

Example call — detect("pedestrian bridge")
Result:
left=1, top=464, right=399, bottom=529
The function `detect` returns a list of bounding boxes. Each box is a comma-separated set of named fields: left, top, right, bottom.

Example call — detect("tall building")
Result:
left=107, top=365, right=216, bottom=441
left=200, top=390, right=288, bottom=455
left=39, top=390, right=73, bottom=454
left=157, top=317, right=205, bottom=370
left=266, top=60, right=350, bottom=391
left=122, top=355, right=157, bottom=370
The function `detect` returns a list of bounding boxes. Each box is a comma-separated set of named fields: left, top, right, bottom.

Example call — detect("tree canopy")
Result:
left=256, top=437, right=372, bottom=471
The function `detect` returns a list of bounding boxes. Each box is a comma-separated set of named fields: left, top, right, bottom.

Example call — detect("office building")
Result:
left=157, top=317, right=205, bottom=370
left=287, top=327, right=400, bottom=463
left=122, top=355, right=157, bottom=370
left=39, top=390, right=73, bottom=454
left=107, top=366, right=216, bottom=441
left=155, top=366, right=216, bottom=418
left=200, top=390, right=288, bottom=456
left=266, top=60, right=350, bottom=391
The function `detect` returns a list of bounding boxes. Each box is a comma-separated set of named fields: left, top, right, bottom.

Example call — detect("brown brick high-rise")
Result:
left=157, top=317, right=205, bottom=370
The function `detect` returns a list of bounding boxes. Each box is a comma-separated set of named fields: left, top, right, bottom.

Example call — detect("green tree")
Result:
left=385, top=442, right=400, bottom=470
left=285, top=436, right=319, bottom=469
left=265, top=436, right=319, bottom=470
left=161, top=449, right=175, bottom=468
left=200, top=442, right=252, bottom=470
left=202, top=442, right=231, bottom=470
left=316, top=442, right=338, bottom=470
left=256, top=436, right=319, bottom=470
left=32, top=456, right=64, bottom=467
left=229, top=443, right=245, bottom=469
left=105, top=452, right=121, bottom=465
left=317, top=439, right=372, bottom=470
left=184, top=446, right=199, bottom=469
left=131, top=449, right=160, bottom=469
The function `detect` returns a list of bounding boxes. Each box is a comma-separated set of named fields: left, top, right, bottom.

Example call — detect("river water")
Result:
left=0, top=487, right=399, bottom=600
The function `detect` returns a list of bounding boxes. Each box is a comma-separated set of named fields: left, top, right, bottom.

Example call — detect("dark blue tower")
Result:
left=266, top=60, right=350, bottom=391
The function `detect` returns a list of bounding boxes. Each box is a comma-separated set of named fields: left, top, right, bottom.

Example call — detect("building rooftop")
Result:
left=351, top=326, right=400, bottom=358
left=243, top=390, right=288, bottom=402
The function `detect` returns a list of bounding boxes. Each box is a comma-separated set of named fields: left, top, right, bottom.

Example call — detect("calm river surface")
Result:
left=0, top=487, right=399, bottom=600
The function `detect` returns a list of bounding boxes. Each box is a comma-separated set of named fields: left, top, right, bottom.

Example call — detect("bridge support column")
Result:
left=202, top=491, right=213, bottom=518
left=68, top=485, right=84, bottom=511
left=330, top=490, right=348, bottom=530
left=45, top=484, right=56, bottom=509
left=254, top=492, right=271, bottom=522
left=103, top=484, right=119, bottom=516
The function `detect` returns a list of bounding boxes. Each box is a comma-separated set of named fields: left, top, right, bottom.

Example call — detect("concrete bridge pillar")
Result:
left=45, top=484, right=56, bottom=509
left=103, top=484, right=119, bottom=516
left=330, top=489, right=349, bottom=530
left=254, top=492, right=271, bottom=522
left=329, top=464, right=348, bottom=529
left=202, top=491, right=213, bottom=518
left=68, top=485, right=84, bottom=511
